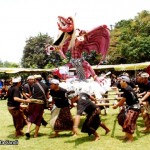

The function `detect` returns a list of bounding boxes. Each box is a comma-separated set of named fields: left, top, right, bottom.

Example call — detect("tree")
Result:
left=4, top=61, right=20, bottom=68
left=21, top=33, right=63, bottom=68
left=83, top=51, right=100, bottom=65
left=108, top=10, right=150, bottom=64
left=0, top=60, right=3, bottom=67
left=0, top=60, right=20, bottom=68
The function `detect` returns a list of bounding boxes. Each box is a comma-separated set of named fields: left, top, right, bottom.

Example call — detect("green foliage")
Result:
left=0, top=73, right=10, bottom=80
left=21, top=33, right=63, bottom=68
left=83, top=51, right=100, bottom=65
left=0, top=60, right=20, bottom=68
left=0, top=60, right=3, bottom=67
left=44, top=51, right=65, bottom=68
left=109, top=10, right=150, bottom=64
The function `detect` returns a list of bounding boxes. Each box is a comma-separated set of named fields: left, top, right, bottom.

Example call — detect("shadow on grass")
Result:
left=136, top=130, right=150, bottom=138
left=24, top=132, right=50, bottom=140
left=65, top=135, right=94, bottom=147
left=7, top=133, right=19, bottom=139
left=36, top=132, right=49, bottom=137
left=136, top=118, right=145, bottom=128
left=7, top=131, right=49, bottom=140
left=48, top=132, right=73, bottom=139
left=112, top=125, right=150, bottom=142
left=115, top=135, right=139, bottom=142
left=7, top=125, right=14, bottom=128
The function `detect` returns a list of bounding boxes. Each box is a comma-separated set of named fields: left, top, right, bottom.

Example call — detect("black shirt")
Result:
left=7, top=85, right=21, bottom=108
left=141, top=81, right=150, bottom=102
left=122, top=85, right=139, bottom=106
left=77, top=93, right=97, bottom=115
left=142, top=81, right=150, bottom=92
left=32, top=82, right=49, bottom=102
left=137, top=82, right=146, bottom=93
left=23, top=83, right=32, bottom=94
left=50, top=87, right=69, bottom=108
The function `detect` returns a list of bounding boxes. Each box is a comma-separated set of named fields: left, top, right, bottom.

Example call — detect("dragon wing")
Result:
left=82, top=25, right=110, bottom=62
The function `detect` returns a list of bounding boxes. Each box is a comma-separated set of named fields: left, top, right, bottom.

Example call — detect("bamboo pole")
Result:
left=96, top=97, right=122, bottom=101
left=96, top=103, right=114, bottom=106
left=102, top=92, right=123, bottom=96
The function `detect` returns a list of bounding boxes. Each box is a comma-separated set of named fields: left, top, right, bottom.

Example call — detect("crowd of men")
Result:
left=5, top=71, right=150, bottom=142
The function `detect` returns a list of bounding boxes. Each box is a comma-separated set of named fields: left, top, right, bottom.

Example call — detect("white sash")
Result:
left=49, top=107, right=61, bottom=130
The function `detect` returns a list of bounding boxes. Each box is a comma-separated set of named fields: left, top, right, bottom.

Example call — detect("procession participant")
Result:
left=21, top=76, right=35, bottom=119
left=67, top=91, right=103, bottom=141
left=7, top=76, right=31, bottom=137
left=134, top=72, right=145, bottom=95
left=86, top=94, right=110, bottom=134
left=113, top=76, right=140, bottom=142
left=49, top=79, right=73, bottom=137
left=26, top=74, right=49, bottom=138
left=139, top=72, right=150, bottom=132
left=0, top=84, right=8, bottom=99
left=23, top=75, right=48, bottom=127
left=22, top=75, right=35, bottom=99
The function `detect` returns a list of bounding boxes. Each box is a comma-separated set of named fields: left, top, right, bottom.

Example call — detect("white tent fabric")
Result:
left=59, top=78, right=111, bottom=99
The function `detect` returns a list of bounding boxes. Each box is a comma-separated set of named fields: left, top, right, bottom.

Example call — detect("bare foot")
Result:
left=126, top=138, right=133, bottom=143
left=119, top=136, right=128, bottom=140
left=72, top=133, right=77, bottom=137
left=126, top=140, right=133, bottom=143
left=105, top=129, right=110, bottom=135
left=49, top=133, right=59, bottom=138
left=72, top=131, right=79, bottom=136
left=94, top=136, right=100, bottom=141
left=15, top=131, right=24, bottom=137
left=34, top=134, right=38, bottom=138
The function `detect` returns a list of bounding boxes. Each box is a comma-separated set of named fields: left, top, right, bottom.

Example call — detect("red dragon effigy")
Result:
left=45, top=16, right=110, bottom=82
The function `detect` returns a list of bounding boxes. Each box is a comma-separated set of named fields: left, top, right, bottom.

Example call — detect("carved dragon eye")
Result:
left=50, top=46, right=54, bottom=50
left=67, top=17, right=73, bottom=23
left=76, top=36, right=84, bottom=41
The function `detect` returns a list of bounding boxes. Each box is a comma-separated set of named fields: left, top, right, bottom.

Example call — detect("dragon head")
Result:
left=45, top=44, right=55, bottom=55
left=57, top=16, right=74, bottom=32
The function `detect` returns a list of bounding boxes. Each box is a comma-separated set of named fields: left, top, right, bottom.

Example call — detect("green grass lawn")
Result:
left=0, top=99, right=150, bottom=150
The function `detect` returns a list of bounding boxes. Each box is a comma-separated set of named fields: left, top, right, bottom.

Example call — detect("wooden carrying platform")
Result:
left=30, top=99, right=44, bottom=104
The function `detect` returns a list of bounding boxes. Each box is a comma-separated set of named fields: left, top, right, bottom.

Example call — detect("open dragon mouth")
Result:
left=60, top=18, right=65, bottom=26
left=58, top=17, right=68, bottom=29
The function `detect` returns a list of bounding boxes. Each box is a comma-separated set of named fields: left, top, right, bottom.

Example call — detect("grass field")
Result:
left=0, top=99, right=150, bottom=150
